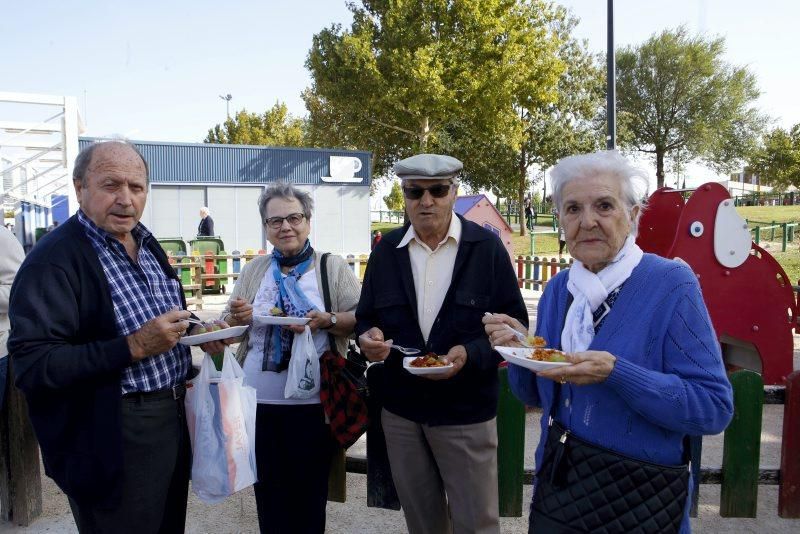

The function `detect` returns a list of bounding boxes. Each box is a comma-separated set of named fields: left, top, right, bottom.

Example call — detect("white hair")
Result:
left=550, top=150, right=649, bottom=235
left=200, top=206, right=210, bottom=216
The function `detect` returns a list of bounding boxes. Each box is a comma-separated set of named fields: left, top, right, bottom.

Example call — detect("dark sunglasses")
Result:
left=402, top=183, right=453, bottom=200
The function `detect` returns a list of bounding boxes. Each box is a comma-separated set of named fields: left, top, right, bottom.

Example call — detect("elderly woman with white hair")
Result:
left=484, top=150, right=733, bottom=533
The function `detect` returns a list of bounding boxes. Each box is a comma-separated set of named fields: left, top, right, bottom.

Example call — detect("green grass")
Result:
left=736, top=205, right=800, bottom=225
left=371, top=221, right=403, bottom=235
left=768, top=249, right=800, bottom=285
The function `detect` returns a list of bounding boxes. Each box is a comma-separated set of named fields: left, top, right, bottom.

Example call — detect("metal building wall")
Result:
left=78, top=138, right=371, bottom=186
left=78, top=139, right=373, bottom=255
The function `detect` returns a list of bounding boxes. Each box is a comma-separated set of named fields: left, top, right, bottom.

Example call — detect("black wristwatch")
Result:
left=325, top=313, right=337, bottom=329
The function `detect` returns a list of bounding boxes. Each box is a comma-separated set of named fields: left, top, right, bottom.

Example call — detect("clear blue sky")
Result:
left=2, top=0, right=797, bottom=148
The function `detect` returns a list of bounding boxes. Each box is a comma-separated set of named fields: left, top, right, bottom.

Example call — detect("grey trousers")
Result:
left=381, top=408, right=500, bottom=534
left=69, top=392, right=191, bottom=534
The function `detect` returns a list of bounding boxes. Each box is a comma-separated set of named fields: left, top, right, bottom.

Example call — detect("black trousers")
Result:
left=69, top=392, right=191, bottom=534
left=253, top=403, right=335, bottom=534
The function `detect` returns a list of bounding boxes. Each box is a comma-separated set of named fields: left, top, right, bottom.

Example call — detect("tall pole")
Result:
left=606, top=0, right=616, bottom=150
left=219, top=94, right=232, bottom=119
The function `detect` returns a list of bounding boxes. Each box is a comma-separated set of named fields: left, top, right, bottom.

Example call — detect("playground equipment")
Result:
left=637, top=183, right=798, bottom=385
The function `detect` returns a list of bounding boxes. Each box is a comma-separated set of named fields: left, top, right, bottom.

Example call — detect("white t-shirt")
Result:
left=242, top=266, right=330, bottom=404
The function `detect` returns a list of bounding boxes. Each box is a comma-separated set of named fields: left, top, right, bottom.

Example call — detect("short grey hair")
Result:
left=258, top=182, right=314, bottom=222
left=200, top=206, right=210, bottom=216
left=550, top=150, right=649, bottom=235
left=72, top=140, right=150, bottom=186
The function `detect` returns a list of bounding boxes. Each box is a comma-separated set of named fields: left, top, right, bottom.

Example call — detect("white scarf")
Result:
left=561, top=235, right=643, bottom=353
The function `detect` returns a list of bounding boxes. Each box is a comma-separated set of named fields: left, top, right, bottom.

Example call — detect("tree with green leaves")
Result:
left=205, top=101, right=307, bottom=147
left=442, top=6, right=604, bottom=235
left=749, top=124, right=800, bottom=191
left=383, top=181, right=405, bottom=211
left=304, top=0, right=566, bottom=180
left=616, top=27, right=766, bottom=188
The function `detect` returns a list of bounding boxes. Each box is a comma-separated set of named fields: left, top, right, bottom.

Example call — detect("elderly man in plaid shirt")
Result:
left=9, top=141, right=196, bottom=533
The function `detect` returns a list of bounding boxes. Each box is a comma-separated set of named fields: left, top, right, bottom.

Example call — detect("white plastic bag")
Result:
left=284, top=325, right=321, bottom=399
left=185, top=349, right=258, bottom=504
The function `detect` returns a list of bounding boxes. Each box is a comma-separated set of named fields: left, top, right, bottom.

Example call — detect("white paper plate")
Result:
left=179, top=325, right=249, bottom=346
left=403, top=356, right=453, bottom=376
left=252, top=315, right=311, bottom=326
left=495, top=346, right=570, bottom=372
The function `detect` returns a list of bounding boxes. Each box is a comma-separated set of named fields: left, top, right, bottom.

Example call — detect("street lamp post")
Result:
left=219, top=94, right=232, bottom=119
left=607, top=0, right=616, bottom=150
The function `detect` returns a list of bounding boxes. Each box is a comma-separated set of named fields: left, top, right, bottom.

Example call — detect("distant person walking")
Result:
left=524, top=197, right=533, bottom=231
left=558, top=222, right=567, bottom=257
left=371, top=230, right=382, bottom=251
left=198, top=206, right=214, bottom=236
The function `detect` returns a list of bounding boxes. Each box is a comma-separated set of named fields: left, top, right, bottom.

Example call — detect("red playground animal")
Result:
left=637, top=183, right=797, bottom=385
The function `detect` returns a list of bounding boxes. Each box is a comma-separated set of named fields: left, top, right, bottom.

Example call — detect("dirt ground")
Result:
left=2, top=290, right=799, bottom=533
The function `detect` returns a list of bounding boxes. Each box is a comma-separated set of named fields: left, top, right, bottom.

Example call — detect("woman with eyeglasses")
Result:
left=200, top=181, right=360, bottom=533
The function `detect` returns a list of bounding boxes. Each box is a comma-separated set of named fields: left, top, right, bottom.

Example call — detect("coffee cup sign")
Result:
left=322, top=156, right=363, bottom=183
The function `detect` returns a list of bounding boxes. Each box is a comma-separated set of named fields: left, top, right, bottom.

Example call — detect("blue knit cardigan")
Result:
left=509, top=253, right=734, bottom=532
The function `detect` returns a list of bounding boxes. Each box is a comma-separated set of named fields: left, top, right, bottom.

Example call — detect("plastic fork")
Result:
left=389, top=344, right=421, bottom=355
left=484, top=312, right=530, bottom=346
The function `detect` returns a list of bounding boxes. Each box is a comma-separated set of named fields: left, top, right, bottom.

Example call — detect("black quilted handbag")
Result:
left=531, top=385, right=690, bottom=534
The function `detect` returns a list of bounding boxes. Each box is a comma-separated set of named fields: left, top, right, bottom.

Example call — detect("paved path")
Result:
left=3, top=291, right=799, bottom=533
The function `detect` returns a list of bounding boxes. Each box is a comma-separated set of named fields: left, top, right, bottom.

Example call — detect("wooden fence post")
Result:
left=524, top=256, right=532, bottom=291
left=194, top=259, right=204, bottom=311
left=779, top=371, right=800, bottom=517
left=533, top=257, right=540, bottom=291
left=516, top=256, right=523, bottom=289
left=496, top=366, right=524, bottom=517
left=231, top=250, right=241, bottom=274
left=781, top=223, right=788, bottom=252
left=720, top=369, right=764, bottom=517
left=180, top=257, right=192, bottom=300
left=0, top=359, right=42, bottom=525
left=327, top=447, right=347, bottom=503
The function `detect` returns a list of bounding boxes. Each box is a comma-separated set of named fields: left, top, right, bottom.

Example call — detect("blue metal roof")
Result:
left=454, top=194, right=485, bottom=215
left=78, top=138, right=372, bottom=187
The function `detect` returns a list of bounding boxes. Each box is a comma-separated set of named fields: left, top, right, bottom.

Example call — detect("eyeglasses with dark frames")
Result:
left=402, top=182, right=454, bottom=200
left=264, top=212, right=306, bottom=229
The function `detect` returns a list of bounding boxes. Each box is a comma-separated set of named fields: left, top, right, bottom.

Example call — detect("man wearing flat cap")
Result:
left=357, top=153, right=527, bottom=533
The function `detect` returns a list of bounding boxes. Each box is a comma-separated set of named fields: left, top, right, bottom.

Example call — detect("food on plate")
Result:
left=269, top=306, right=286, bottom=317
left=525, top=335, right=547, bottom=348
left=530, top=347, right=568, bottom=363
left=193, top=321, right=223, bottom=335
left=409, top=353, right=448, bottom=368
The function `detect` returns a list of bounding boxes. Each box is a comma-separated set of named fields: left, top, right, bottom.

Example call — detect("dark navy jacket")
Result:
left=356, top=215, right=528, bottom=425
left=8, top=215, right=187, bottom=507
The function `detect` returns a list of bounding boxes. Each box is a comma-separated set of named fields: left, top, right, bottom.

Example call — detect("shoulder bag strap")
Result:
left=320, top=252, right=337, bottom=351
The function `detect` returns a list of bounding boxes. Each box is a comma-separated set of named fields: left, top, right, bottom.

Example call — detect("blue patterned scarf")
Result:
left=262, top=241, right=317, bottom=372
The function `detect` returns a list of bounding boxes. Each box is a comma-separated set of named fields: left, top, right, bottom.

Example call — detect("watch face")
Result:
left=330, top=314, right=337, bottom=325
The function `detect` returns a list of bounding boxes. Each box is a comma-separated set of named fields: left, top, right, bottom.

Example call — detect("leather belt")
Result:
left=122, top=383, right=186, bottom=402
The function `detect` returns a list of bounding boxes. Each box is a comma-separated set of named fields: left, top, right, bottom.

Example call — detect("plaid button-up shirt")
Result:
left=77, top=210, right=191, bottom=393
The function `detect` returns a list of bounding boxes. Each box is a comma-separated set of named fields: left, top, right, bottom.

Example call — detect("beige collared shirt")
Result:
left=397, top=213, right=462, bottom=342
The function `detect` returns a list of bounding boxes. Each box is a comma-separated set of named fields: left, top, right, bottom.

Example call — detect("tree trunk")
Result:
left=656, top=149, right=666, bottom=189
left=418, top=117, right=430, bottom=152
left=0, top=359, right=42, bottom=526
left=518, top=149, right=527, bottom=237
